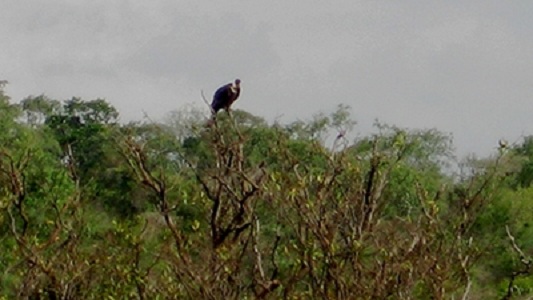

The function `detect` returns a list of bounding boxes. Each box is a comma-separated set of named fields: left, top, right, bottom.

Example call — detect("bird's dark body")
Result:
left=211, top=79, right=241, bottom=114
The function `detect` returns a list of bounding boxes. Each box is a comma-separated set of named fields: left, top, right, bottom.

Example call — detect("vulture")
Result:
left=211, top=79, right=241, bottom=114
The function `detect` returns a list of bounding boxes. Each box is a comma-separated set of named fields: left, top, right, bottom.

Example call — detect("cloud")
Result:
left=2, top=1, right=533, bottom=156
left=123, top=12, right=280, bottom=86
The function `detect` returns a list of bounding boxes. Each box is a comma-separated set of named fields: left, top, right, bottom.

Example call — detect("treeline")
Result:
left=1, top=81, right=533, bottom=299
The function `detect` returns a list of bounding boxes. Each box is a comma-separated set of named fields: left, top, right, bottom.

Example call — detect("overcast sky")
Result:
left=2, top=1, right=533, bottom=157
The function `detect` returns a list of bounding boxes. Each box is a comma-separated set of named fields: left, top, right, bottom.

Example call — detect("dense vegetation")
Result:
left=1, top=80, right=533, bottom=299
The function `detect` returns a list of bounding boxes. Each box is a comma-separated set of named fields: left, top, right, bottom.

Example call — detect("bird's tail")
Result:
left=205, top=113, right=216, bottom=128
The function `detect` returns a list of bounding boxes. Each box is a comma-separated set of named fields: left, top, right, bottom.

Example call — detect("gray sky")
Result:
left=2, top=1, right=533, bottom=157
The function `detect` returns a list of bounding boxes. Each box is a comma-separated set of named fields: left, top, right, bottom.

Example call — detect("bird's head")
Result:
left=231, top=79, right=241, bottom=93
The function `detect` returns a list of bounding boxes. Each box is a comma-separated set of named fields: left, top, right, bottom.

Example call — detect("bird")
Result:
left=498, top=139, right=508, bottom=149
left=211, top=79, right=241, bottom=115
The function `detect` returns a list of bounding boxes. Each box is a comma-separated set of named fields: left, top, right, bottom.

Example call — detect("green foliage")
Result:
left=1, top=85, right=533, bottom=298
left=511, top=136, right=533, bottom=188
left=20, top=95, right=61, bottom=125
